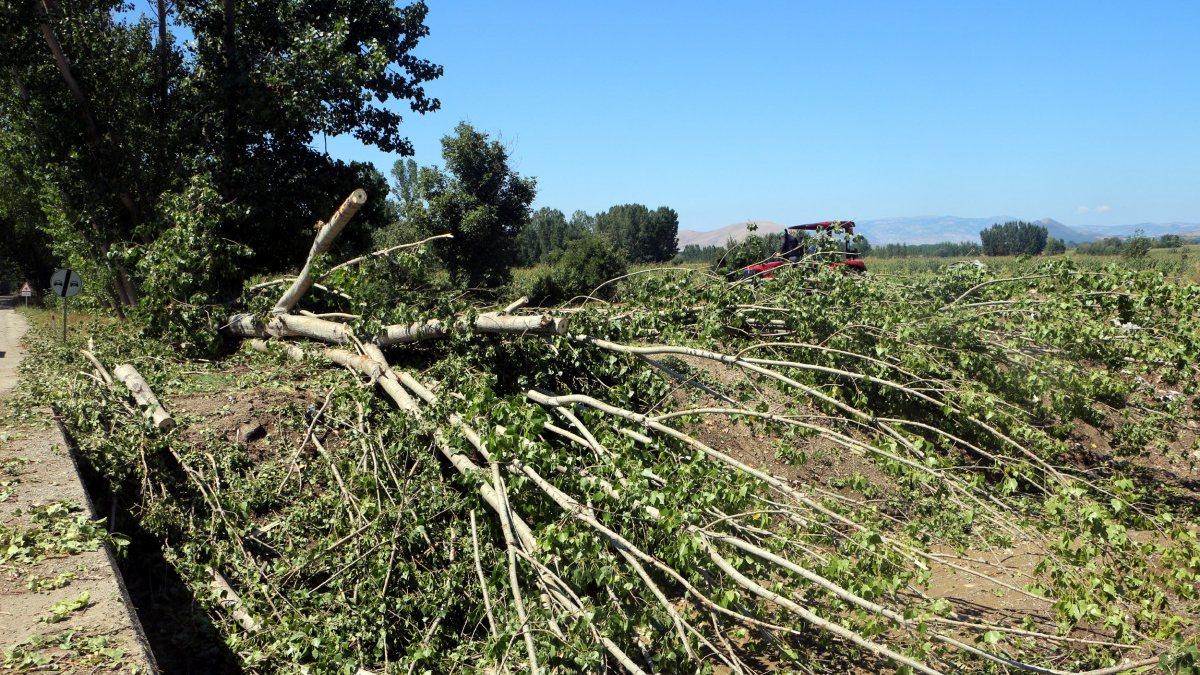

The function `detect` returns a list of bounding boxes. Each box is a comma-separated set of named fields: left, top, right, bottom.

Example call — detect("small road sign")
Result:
left=50, top=269, right=82, bottom=298
left=19, top=283, right=32, bottom=297
left=50, top=269, right=82, bottom=341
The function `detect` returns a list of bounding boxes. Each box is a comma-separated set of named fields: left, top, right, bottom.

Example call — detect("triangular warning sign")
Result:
left=19, top=282, right=32, bottom=293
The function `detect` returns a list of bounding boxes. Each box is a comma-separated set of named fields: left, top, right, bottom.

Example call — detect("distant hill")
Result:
left=1077, top=222, right=1200, bottom=239
left=677, top=221, right=784, bottom=249
left=678, top=216, right=1200, bottom=248
left=1032, top=219, right=1095, bottom=244
left=855, top=216, right=1021, bottom=245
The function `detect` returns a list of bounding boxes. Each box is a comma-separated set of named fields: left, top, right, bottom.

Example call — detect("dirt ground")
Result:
left=0, top=309, right=154, bottom=672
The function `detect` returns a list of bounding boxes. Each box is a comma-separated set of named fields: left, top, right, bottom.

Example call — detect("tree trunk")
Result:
left=374, top=313, right=569, bottom=346
left=36, top=1, right=140, bottom=225
left=272, top=190, right=368, bottom=315
left=220, top=0, right=237, bottom=191
left=113, top=363, right=174, bottom=430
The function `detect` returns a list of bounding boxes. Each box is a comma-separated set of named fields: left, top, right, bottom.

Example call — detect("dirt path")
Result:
left=0, top=309, right=155, bottom=672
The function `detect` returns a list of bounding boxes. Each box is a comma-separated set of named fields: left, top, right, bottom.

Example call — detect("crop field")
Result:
left=865, top=245, right=1200, bottom=281
left=8, top=215, right=1200, bottom=673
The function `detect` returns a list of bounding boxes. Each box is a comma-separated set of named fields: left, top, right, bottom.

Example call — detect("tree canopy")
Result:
left=0, top=0, right=440, bottom=306
left=515, top=208, right=593, bottom=265
left=403, top=122, right=537, bottom=287
left=979, top=221, right=1048, bottom=256
left=595, top=203, right=679, bottom=263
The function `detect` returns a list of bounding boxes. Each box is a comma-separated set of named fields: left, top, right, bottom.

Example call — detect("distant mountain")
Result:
left=1076, top=222, right=1200, bottom=239
left=677, top=221, right=784, bottom=249
left=1032, top=219, right=1095, bottom=245
left=678, top=216, right=1200, bottom=248
left=855, top=216, right=1019, bottom=245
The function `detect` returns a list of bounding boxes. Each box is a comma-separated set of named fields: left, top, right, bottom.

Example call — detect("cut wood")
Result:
left=113, top=363, right=174, bottom=430
left=224, top=312, right=353, bottom=343
left=272, top=189, right=368, bottom=315
left=208, top=567, right=261, bottom=632
left=228, top=311, right=567, bottom=347
left=374, top=313, right=569, bottom=346
left=500, top=297, right=528, bottom=315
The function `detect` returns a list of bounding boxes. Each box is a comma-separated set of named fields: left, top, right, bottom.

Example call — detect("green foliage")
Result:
left=712, top=232, right=783, bottom=270
left=1076, top=233, right=1191, bottom=256
left=0, top=0, right=439, bottom=304
left=390, top=157, right=421, bottom=205
left=124, top=175, right=250, bottom=355
left=0, top=501, right=120, bottom=565
left=1044, top=237, right=1067, bottom=255
left=523, top=234, right=628, bottom=305
left=868, top=241, right=983, bottom=259
left=3, top=629, right=127, bottom=670
left=404, top=122, right=537, bottom=287
left=595, top=203, right=679, bottom=263
left=41, top=591, right=91, bottom=624
left=14, top=244, right=1200, bottom=672
left=980, top=221, right=1048, bottom=256
left=515, top=208, right=592, bottom=265
left=673, top=243, right=725, bottom=264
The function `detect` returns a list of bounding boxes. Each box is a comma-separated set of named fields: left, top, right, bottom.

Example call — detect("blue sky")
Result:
left=308, top=2, right=1197, bottom=230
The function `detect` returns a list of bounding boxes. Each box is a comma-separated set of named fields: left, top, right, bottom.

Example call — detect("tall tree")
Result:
left=391, top=157, right=420, bottom=204
left=595, top=203, right=679, bottom=263
left=516, top=207, right=591, bottom=265
left=980, top=221, right=1048, bottom=256
left=404, top=122, right=536, bottom=287
left=0, top=0, right=440, bottom=306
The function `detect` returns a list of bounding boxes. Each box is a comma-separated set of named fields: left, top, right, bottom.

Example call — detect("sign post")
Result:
left=49, top=269, right=82, bottom=341
left=18, top=282, right=32, bottom=308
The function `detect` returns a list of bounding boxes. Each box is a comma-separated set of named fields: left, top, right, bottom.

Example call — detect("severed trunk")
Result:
left=113, top=363, right=174, bottom=430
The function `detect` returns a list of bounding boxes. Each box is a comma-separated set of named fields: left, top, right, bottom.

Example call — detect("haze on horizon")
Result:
left=325, top=0, right=1200, bottom=233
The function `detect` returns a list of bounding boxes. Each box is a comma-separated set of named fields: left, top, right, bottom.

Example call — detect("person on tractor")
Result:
left=742, top=221, right=866, bottom=279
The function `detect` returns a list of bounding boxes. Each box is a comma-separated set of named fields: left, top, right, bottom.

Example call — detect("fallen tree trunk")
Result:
left=227, top=311, right=569, bottom=347
left=224, top=313, right=353, bottom=343
left=272, top=189, right=368, bottom=316
left=208, top=567, right=261, bottom=632
left=374, top=312, right=569, bottom=346
left=113, top=363, right=174, bottom=430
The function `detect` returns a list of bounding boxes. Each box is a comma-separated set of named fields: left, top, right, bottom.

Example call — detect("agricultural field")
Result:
left=865, top=245, right=1200, bottom=282
left=6, top=217, right=1200, bottom=673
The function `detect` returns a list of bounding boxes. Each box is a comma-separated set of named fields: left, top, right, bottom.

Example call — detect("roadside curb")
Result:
left=50, top=411, right=159, bottom=674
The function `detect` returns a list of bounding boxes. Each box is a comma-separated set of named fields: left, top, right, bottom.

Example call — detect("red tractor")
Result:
left=741, top=221, right=866, bottom=279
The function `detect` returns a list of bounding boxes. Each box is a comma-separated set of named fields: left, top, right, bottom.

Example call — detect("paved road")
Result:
left=0, top=307, right=28, bottom=399
left=0, top=309, right=156, bottom=670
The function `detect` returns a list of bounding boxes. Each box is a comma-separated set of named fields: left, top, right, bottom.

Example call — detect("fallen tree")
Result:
left=36, top=189, right=1199, bottom=673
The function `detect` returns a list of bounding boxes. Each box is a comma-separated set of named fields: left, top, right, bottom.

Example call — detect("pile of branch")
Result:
left=165, top=190, right=1166, bottom=673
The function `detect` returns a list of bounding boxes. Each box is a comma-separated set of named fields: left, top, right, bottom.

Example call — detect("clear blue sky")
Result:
left=323, top=1, right=1199, bottom=231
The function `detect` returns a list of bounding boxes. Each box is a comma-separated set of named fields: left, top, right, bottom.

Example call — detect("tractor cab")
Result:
left=743, top=221, right=866, bottom=279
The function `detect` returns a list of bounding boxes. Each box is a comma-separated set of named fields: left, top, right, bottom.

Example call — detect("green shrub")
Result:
left=1045, top=237, right=1067, bottom=255
left=524, top=235, right=628, bottom=305
left=712, top=233, right=781, bottom=272
left=128, top=175, right=250, bottom=355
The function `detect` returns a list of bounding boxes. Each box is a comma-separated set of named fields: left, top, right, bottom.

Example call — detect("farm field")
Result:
left=864, top=245, right=1200, bottom=281
left=6, top=231, right=1199, bottom=673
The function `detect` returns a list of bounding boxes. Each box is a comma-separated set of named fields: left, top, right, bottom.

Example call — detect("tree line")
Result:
left=868, top=241, right=982, bottom=258
left=513, top=204, right=679, bottom=267
left=0, top=0, right=681, bottom=332
left=1075, top=233, right=1190, bottom=256
left=979, top=221, right=1050, bottom=256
